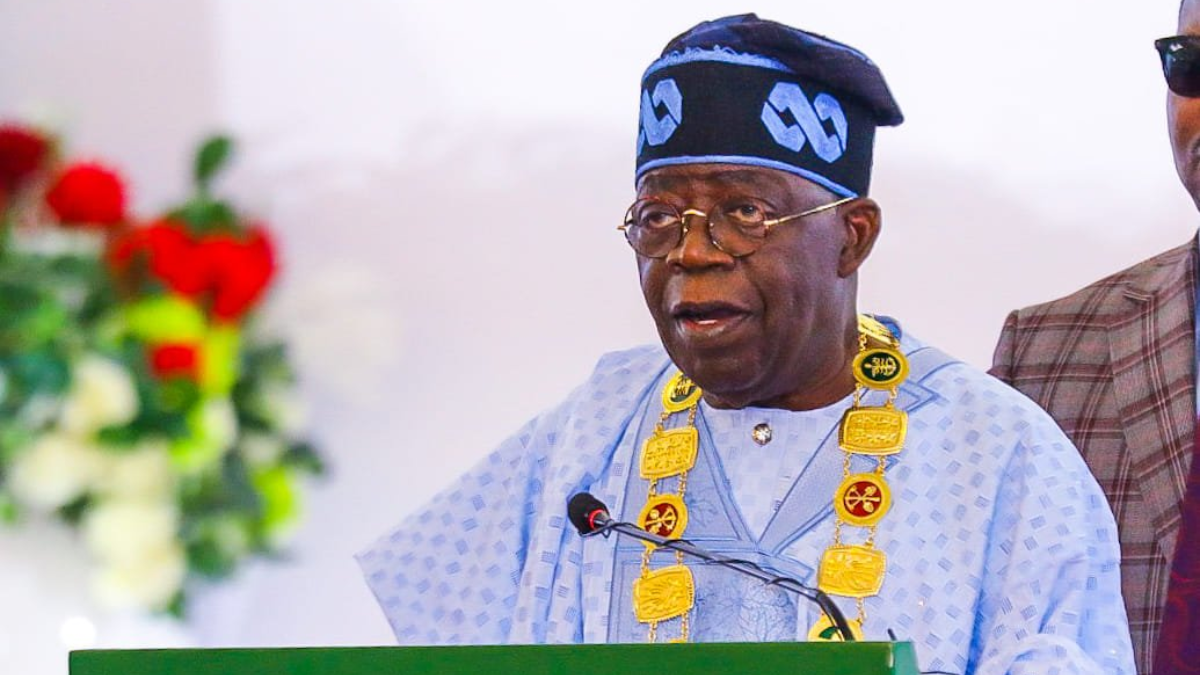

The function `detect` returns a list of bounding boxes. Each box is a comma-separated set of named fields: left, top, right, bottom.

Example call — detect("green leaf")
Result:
left=282, top=441, right=325, bottom=475
left=186, top=536, right=237, bottom=579
left=10, top=351, right=70, bottom=396
left=182, top=512, right=254, bottom=579
left=0, top=283, right=68, bottom=350
left=179, top=455, right=263, bottom=517
left=0, top=423, right=35, bottom=463
left=163, top=591, right=187, bottom=619
left=0, top=492, right=20, bottom=524
left=166, top=197, right=239, bottom=234
left=156, top=377, right=201, bottom=413
left=58, top=494, right=92, bottom=526
left=194, top=135, right=233, bottom=192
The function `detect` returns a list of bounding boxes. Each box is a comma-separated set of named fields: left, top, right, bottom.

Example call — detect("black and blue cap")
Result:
left=636, top=14, right=903, bottom=197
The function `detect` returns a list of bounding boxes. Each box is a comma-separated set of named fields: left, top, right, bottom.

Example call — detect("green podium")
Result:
left=72, top=642, right=920, bottom=674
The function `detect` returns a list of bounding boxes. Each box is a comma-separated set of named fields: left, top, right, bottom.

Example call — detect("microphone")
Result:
left=567, top=492, right=857, bottom=642
left=568, top=492, right=615, bottom=533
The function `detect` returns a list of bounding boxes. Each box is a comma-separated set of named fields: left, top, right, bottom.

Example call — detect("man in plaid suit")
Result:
left=991, top=241, right=1194, bottom=673
left=991, top=4, right=1200, bottom=672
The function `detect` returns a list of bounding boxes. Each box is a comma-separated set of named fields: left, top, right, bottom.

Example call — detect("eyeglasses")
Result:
left=618, top=195, right=853, bottom=258
left=1156, top=35, right=1200, bottom=97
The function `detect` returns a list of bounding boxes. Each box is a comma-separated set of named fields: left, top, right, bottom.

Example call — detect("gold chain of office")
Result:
left=630, top=314, right=910, bottom=643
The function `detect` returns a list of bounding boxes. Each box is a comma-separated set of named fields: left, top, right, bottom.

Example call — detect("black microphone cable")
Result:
left=568, top=492, right=856, bottom=643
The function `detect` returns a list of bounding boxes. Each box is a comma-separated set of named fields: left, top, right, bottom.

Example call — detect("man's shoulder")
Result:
left=901, top=330, right=1068, bottom=433
left=591, top=344, right=670, bottom=374
left=579, top=344, right=672, bottom=396
left=548, top=344, right=672, bottom=414
left=1011, top=239, right=1194, bottom=326
left=905, top=336, right=1023, bottom=396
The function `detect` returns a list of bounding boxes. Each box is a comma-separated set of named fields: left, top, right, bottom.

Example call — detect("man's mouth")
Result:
left=670, top=301, right=752, bottom=336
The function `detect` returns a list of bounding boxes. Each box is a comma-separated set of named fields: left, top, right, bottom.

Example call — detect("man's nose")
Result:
left=666, top=211, right=735, bottom=269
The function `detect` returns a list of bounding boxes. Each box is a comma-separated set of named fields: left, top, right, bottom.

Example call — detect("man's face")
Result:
left=635, top=163, right=863, bottom=410
left=1171, top=0, right=1200, bottom=206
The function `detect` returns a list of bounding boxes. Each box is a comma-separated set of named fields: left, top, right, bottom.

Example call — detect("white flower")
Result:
left=83, top=498, right=187, bottom=611
left=59, top=355, right=138, bottom=436
left=8, top=432, right=107, bottom=510
left=91, top=542, right=186, bottom=611
left=82, top=499, right=178, bottom=567
left=94, top=441, right=176, bottom=501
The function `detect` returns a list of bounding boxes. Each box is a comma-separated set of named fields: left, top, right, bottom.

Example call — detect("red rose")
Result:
left=108, top=220, right=277, bottom=320
left=0, top=124, right=49, bottom=193
left=144, top=221, right=208, bottom=297
left=205, top=226, right=277, bottom=320
left=149, top=342, right=201, bottom=380
left=107, top=224, right=150, bottom=276
left=45, top=162, right=127, bottom=226
left=109, top=219, right=209, bottom=297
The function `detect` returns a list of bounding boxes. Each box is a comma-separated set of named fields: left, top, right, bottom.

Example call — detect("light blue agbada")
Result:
left=358, top=325, right=1135, bottom=675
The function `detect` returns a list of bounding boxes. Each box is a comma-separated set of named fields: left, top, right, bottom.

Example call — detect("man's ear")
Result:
left=838, top=197, right=881, bottom=278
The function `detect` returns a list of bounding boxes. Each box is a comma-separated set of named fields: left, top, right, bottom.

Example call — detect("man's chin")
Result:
left=1175, top=158, right=1200, bottom=207
left=1187, top=180, right=1200, bottom=211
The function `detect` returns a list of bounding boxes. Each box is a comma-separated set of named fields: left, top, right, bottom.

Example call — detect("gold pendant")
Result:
left=633, top=564, right=695, bottom=623
left=839, top=407, right=907, bottom=455
left=852, top=347, right=909, bottom=389
left=817, top=545, right=887, bottom=598
left=833, top=474, right=892, bottom=527
left=640, top=427, right=698, bottom=479
left=637, top=493, right=688, bottom=542
left=807, top=615, right=864, bottom=642
left=662, top=372, right=702, bottom=413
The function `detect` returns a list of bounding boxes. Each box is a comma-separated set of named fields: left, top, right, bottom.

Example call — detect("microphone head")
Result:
left=567, top=492, right=608, bottom=534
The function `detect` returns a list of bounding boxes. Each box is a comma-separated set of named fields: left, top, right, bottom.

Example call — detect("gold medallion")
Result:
left=852, top=348, right=909, bottom=390
left=662, top=372, right=702, bottom=413
left=633, top=564, right=695, bottom=623
left=637, top=494, right=688, bottom=542
left=833, top=474, right=892, bottom=527
left=839, top=407, right=907, bottom=455
left=857, top=315, right=897, bottom=347
left=807, top=615, right=864, bottom=642
left=817, top=545, right=887, bottom=598
left=640, top=427, right=699, bottom=479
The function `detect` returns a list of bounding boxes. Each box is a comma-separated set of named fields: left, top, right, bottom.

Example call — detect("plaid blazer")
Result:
left=990, top=238, right=1197, bottom=674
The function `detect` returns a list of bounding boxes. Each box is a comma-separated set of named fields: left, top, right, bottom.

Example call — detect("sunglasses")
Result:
left=1157, top=35, right=1200, bottom=97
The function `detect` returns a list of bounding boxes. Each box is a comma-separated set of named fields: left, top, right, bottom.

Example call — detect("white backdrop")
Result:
left=1, top=0, right=1197, bottom=663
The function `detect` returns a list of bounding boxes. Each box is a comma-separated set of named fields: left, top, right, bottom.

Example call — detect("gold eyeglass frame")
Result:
left=618, top=196, right=855, bottom=258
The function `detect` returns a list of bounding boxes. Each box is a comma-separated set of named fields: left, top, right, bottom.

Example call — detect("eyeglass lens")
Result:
left=1158, top=36, right=1200, bottom=97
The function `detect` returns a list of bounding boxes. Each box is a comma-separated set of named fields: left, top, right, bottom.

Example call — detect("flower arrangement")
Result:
left=0, top=122, right=322, bottom=615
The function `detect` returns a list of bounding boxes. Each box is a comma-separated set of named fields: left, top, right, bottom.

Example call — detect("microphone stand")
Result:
left=586, top=518, right=857, bottom=642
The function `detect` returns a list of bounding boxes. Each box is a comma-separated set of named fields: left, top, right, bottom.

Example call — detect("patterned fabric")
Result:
left=635, top=14, right=904, bottom=196
left=1151, top=417, right=1200, bottom=673
left=700, top=397, right=850, bottom=537
left=990, top=237, right=1198, bottom=674
left=360, top=327, right=1135, bottom=675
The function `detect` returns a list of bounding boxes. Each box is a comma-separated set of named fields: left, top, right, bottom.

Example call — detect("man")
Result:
left=991, top=3, right=1200, bottom=672
left=361, top=15, right=1134, bottom=674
